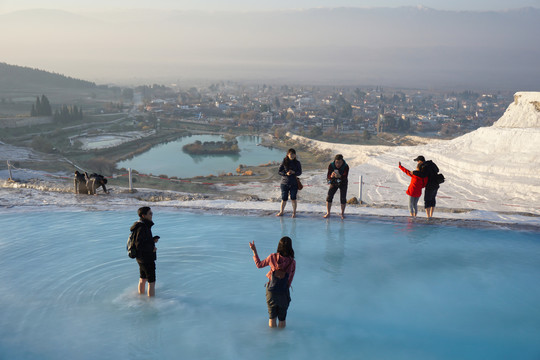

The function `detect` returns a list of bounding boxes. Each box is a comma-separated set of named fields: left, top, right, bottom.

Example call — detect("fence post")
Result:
left=7, top=160, right=13, bottom=181
left=128, top=168, right=133, bottom=192
left=358, top=175, right=363, bottom=204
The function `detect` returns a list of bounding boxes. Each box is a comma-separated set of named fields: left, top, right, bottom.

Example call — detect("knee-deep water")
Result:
left=0, top=210, right=539, bottom=360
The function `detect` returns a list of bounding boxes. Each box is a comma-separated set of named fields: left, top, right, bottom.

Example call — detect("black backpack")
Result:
left=267, top=267, right=290, bottom=293
left=127, top=221, right=141, bottom=259
left=436, top=173, right=445, bottom=184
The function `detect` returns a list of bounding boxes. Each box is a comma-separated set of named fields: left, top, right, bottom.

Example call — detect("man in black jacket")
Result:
left=415, top=155, right=440, bottom=219
left=131, top=207, right=159, bottom=297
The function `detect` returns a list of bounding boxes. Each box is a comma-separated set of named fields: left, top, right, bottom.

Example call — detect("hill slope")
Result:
left=0, top=62, right=96, bottom=93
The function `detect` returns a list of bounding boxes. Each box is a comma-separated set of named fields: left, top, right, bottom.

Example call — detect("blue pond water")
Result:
left=117, top=135, right=284, bottom=178
left=1, top=210, right=539, bottom=360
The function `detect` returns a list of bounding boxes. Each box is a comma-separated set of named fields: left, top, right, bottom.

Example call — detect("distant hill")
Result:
left=0, top=62, right=96, bottom=92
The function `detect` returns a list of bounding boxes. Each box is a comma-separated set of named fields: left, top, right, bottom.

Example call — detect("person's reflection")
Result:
left=396, top=218, right=431, bottom=244
left=323, top=220, right=346, bottom=280
left=279, top=217, right=297, bottom=239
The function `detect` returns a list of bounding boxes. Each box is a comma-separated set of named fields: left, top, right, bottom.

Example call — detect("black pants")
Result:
left=326, top=182, right=348, bottom=204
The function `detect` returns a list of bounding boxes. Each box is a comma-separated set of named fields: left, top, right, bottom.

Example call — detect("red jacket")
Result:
left=399, top=164, right=427, bottom=198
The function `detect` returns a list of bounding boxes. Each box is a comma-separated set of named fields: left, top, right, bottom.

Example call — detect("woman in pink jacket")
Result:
left=249, top=236, right=296, bottom=329
left=399, top=161, right=428, bottom=217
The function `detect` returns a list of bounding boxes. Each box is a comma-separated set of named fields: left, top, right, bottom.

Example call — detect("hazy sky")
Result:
left=1, top=0, right=539, bottom=13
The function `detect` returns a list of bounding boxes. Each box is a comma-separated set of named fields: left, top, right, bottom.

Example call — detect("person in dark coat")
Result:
left=415, top=155, right=440, bottom=218
left=324, top=154, right=350, bottom=219
left=131, top=206, right=159, bottom=297
left=74, top=171, right=88, bottom=194
left=277, top=148, right=302, bottom=218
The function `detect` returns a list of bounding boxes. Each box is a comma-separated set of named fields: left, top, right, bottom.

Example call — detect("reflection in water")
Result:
left=188, top=153, right=241, bottom=163
left=323, top=220, right=346, bottom=279
left=394, top=218, right=441, bottom=244
left=279, top=217, right=297, bottom=240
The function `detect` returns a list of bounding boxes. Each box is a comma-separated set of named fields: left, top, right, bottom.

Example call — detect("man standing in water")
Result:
left=415, top=155, right=440, bottom=219
left=324, top=154, right=349, bottom=219
left=131, top=207, right=159, bottom=297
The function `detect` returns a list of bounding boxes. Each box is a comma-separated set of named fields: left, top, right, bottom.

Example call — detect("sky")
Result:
left=1, top=0, right=539, bottom=13
left=1, top=0, right=539, bottom=87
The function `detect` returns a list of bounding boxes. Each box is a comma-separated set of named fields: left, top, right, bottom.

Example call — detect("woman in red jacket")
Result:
left=399, top=162, right=428, bottom=217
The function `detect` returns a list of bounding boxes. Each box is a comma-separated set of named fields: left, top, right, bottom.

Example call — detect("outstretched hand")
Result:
left=249, top=241, right=257, bottom=252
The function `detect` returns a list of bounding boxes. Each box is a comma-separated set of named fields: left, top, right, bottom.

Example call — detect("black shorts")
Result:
left=137, top=259, right=156, bottom=283
left=424, top=188, right=438, bottom=208
left=266, top=289, right=291, bottom=321
left=280, top=184, right=298, bottom=201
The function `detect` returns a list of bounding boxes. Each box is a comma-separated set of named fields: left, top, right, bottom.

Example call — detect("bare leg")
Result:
left=340, top=203, right=346, bottom=219
left=138, top=278, right=147, bottom=295
left=428, top=207, right=435, bottom=218
left=291, top=200, right=297, bottom=218
left=278, top=320, right=286, bottom=328
left=324, top=202, right=331, bottom=218
left=147, top=282, right=155, bottom=297
left=276, top=200, right=286, bottom=216
left=269, top=318, right=277, bottom=328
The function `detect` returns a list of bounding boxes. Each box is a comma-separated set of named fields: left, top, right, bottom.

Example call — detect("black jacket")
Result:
left=278, top=159, right=302, bottom=186
left=420, top=160, right=440, bottom=190
left=130, top=219, right=155, bottom=262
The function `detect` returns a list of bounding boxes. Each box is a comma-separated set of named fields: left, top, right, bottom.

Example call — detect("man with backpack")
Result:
left=130, top=207, right=159, bottom=297
left=415, top=155, right=441, bottom=219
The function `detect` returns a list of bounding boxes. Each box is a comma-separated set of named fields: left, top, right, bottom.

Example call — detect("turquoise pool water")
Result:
left=0, top=210, right=539, bottom=359
left=117, top=135, right=284, bottom=178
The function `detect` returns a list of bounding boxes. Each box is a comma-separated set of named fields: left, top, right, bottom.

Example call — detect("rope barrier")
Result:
left=3, top=163, right=538, bottom=212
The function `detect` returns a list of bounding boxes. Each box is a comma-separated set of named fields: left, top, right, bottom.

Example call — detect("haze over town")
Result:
left=1, top=1, right=539, bottom=89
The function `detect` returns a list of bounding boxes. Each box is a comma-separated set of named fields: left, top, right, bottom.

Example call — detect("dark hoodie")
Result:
left=420, top=160, right=440, bottom=190
left=130, top=219, right=155, bottom=262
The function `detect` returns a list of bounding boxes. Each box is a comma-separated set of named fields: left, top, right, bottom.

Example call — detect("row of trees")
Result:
left=29, top=94, right=83, bottom=122
left=54, top=105, right=83, bottom=123
left=30, top=95, right=52, bottom=116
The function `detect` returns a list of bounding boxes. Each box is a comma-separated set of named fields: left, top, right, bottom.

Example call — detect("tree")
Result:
left=30, top=95, right=52, bottom=116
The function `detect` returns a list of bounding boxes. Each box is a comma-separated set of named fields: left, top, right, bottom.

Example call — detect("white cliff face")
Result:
left=494, top=92, right=540, bottom=128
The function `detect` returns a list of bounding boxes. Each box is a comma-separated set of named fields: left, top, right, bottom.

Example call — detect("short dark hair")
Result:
left=287, top=148, right=296, bottom=155
left=138, top=206, right=151, bottom=218
left=334, top=154, right=343, bottom=161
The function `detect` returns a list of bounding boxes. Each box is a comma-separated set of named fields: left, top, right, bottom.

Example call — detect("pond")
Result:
left=1, top=210, right=539, bottom=360
left=117, top=135, right=285, bottom=178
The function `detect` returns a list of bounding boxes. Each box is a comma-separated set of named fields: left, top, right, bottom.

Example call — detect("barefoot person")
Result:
left=249, top=236, right=296, bottom=329
left=131, top=207, right=160, bottom=297
left=415, top=155, right=440, bottom=219
left=398, top=161, right=427, bottom=217
left=277, top=149, right=302, bottom=218
left=324, top=154, right=349, bottom=219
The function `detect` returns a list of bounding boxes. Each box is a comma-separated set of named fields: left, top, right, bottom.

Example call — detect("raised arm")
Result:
left=399, top=163, right=412, bottom=177
left=249, top=241, right=270, bottom=268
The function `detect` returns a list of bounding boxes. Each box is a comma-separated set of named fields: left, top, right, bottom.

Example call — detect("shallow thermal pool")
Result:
left=1, top=210, right=539, bottom=360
